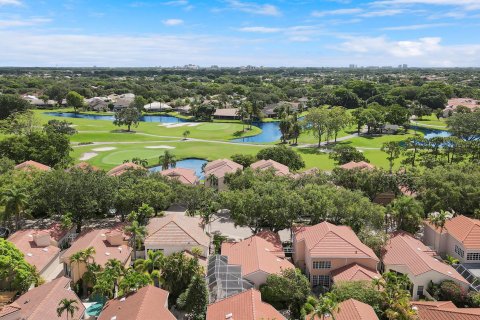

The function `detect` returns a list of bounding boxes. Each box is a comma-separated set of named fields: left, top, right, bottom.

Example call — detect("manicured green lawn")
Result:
left=412, top=114, right=448, bottom=128
left=340, top=130, right=420, bottom=148
left=296, top=124, right=358, bottom=144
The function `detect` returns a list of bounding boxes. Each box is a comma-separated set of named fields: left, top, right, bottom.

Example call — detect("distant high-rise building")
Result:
left=403, top=64, right=408, bottom=69
left=349, top=64, right=357, bottom=69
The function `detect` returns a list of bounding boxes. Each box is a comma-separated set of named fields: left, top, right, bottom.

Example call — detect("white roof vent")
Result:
left=111, top=316, right=117, bottom=320
left=105, top=252, right=111, bottom=256
left=448, top=271, right=452, bottom=274
left=225, top=313, right=233, bottom=319
left=42, top=248, right=49, bottom=252
left=118, top=247, right=123, bottom=251
left=120, top=297, right=126, bottom=302
left=28, top=234, right=33, bottom=238
left=101, top=233, right=106, bottom=237
left=27, top=253, right=33, bottom=257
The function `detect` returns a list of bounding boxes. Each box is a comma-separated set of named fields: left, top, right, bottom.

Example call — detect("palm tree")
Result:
left=125, top=221, right=146, bottom=260
left=182, top=130, right=191, bottom=140
left=82, top=262, right=100, bottom=298
left=311, top=292, right=339, bottom=320
left=134, top=250, right=164, bottom=274
left=444, top=254, right=459, bottom=266
left=371, top=277, right=385, bottom=290
left=150, top=269, right=164, bottom=288
left=69, top=252, right=84, bottom=283
left=1, top=187, right=28, bottom=230
left=205, top=174, right=218, bottom=189
left=158, top=150, right=176, bottom=170
left=82, top=246, right=96, bottom=265
left=57, top=298, right=79, bottom=320
left=428, top=210, right=452, bottom=250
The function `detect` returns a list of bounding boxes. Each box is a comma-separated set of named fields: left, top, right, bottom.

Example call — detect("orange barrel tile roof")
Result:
left=107, top=162, right=145, bottom=176
left=206, top=289, right=286, bottom=320
left=331, top=263, right=380, bottom=283
left=160, top=167, right=199, bottom=184
left=98, top=285, right=175, bottom=320
left=308, top=298, right=379, bottom=320
left=14, top=160, right=51, bottom=171
left=204, top=159, right=243, bottom=179
left=250, top=159, right=290, bottom=176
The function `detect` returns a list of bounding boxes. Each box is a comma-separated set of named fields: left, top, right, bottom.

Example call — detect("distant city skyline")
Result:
left=0, top=0, right=479, bottom=67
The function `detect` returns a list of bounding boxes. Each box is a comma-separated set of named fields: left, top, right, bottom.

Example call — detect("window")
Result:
left=417, top=286, right=424, bottom=297
left=455, top=245, right=464, bottom=258
left=313, top=261, right=331, bottom=269
left=312, top=275, right=331, bottom=287
left=467, top=252, right=480, bottom=261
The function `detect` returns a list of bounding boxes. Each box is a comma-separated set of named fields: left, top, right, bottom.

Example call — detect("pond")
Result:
left=149, top=158, right=208, bottom=179
left=230, top=121, right=282, bottom=143
left=411, top=126, right=451, bottom=139
left=45, top=112, right=187, bottom=123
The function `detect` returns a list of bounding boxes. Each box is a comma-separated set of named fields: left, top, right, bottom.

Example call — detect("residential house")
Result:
left=14, top=160, right=51, bottom=172
left=107, top=162, right=145, bottom=176
left=62, top=227, right=132, bottom=283
left=293, top=221, right=379, bottom=288
left=160, top=167, right=199, bottom=185
left=262, top=101, right=299, bottom=118
left=0, top=277, right=85, bottom=320
left=175, top=105, right=192, bottom=115
left=203, top=159, right=243, bottom=191
left=23, top=95, right=56, bottom=108
left=221, top=231, right=294, bottom=288
left=250, top=159, right=290, bottom=176
left=113, top=93, right=135, bottom=111
left=423, top=215, right=480, bottom=264
left=339, top=161, right=375, bottom=170
left=443, top=98, right=479, bottom=117
left=145, top=214, right=210, bottom=257
left=86, top=97, right=110, bottom=112
left=97, top=285, right=175, bottom=320
left=382, top=231, right=469, bottom=300
left=206, top=289, right=286, bottom=320
left=144, top=101, right=172, bottom=112
left=7, top=224, right=73, bottom=281
left=412, top=300, right=480, bottom=319
left=331, top=262, right=380, bottom=284
left=308, top=298, right=379, bottom=320
left=213, top=108, right=239, bottom=120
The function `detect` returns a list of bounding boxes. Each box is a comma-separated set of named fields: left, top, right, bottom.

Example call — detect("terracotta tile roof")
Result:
left=145, top=214, right=210, bottom=248
left=383, top=232, right=468, bottom=284
left=411, top=300, right=480, bottom=320
left=46, top=223, right=71, bottom=242
left=62, top=227, right=132, bottom=267
left=221, top=233, right=294, bottom=277
left=8, top=229, right=61, bottom=273
left=14, top=160, right=51, bottom=171
left=8, top=276, right=85, bottom=320
left=447, top=98, right=479, bottom=110
left=308, top=299, right=379, bottom=320
left=204, top=159, right=243, bottom=179
left=331, top=263, right=380, bottom=283
left=0, top=303, right=21, bottom=318
left=206, top=289, right=286, bottom=320
left=442, top=215, right=480, bottom=249
left=411, top=301, right=457, bottom=311
left=160, top=167, right=199, bottom=184
left=340, top=161, right=375, bottom=170
left=72, top=161, right=100, bottom=171
left=250, top=159, right=290, bottom=176
left=107, top=162, right=145, bottom=176
left=294, top=222, right=379, bottom=260
left=98, top=285, right=175, bottom=320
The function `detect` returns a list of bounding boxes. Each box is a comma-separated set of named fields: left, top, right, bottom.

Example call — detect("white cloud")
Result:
left=382, top=22, right=453, bottom=30
left=359, top=9, right=404, bottom=17
left=0, top=0, right=22, bottom=6
left=372, top=0, right=480, bottom=10
left=311, top=8, right=362, bottom=17
left=162, top=19, right=184, bottom=26
left=0, top=17, right=51, bottom=28
left=226, top=0, right=281, bottom=16
left=238, top=26, right=281, bottom=33
left=163, top=0, right=188, bottom=5
left=337, top=35, right=480, bottom=66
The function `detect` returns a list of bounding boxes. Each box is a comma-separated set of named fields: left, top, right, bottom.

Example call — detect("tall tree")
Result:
left=0, top=186, right=28, bottom=230
left=125, top=220, right=146, bottom=261
left=113, top=107, right=140, bottom=132
left=303, top=107, right=330, bottom=147
left=176, top=275, right=209, bottom=320
left=381, top=141, right=402, bottom=173
left=158, top=150, right=177, bottom=169
left=66, top=91, right=85, bottom=113
left=0, top=94, right=30, bottom=120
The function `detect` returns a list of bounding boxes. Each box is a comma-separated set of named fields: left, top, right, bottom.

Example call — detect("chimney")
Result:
left=106, top=230, right=123, bottom=246
left=33, top=231, right=51, bottom=247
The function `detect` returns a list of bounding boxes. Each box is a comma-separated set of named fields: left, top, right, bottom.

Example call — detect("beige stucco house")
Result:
left=293, top=221, right=379, bottom=288
left=383, top=232, right=469, bottom=300
left=204, top=159, right=243, bottom=191
left=423, top=215, right=480, bottom=264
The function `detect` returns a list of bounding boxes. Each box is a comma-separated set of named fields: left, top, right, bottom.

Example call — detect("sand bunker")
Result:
left=92, top=147, right=117, bottom=152
left=159, top=123, right=201, bottom=128
left=79, top=152, right=98, bottom=160
left=145, top=146, right=176, bottom=149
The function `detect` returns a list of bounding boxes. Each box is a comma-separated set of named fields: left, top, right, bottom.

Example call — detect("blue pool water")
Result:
left=149, top=158, right=207, bottom=179
left=411, top=126, right=451, bottom=139
left=45, top=112, right=187, bottom=123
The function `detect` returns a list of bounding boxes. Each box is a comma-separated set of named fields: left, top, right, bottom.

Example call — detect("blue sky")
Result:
left=0, top=0, right=479, bottom=67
